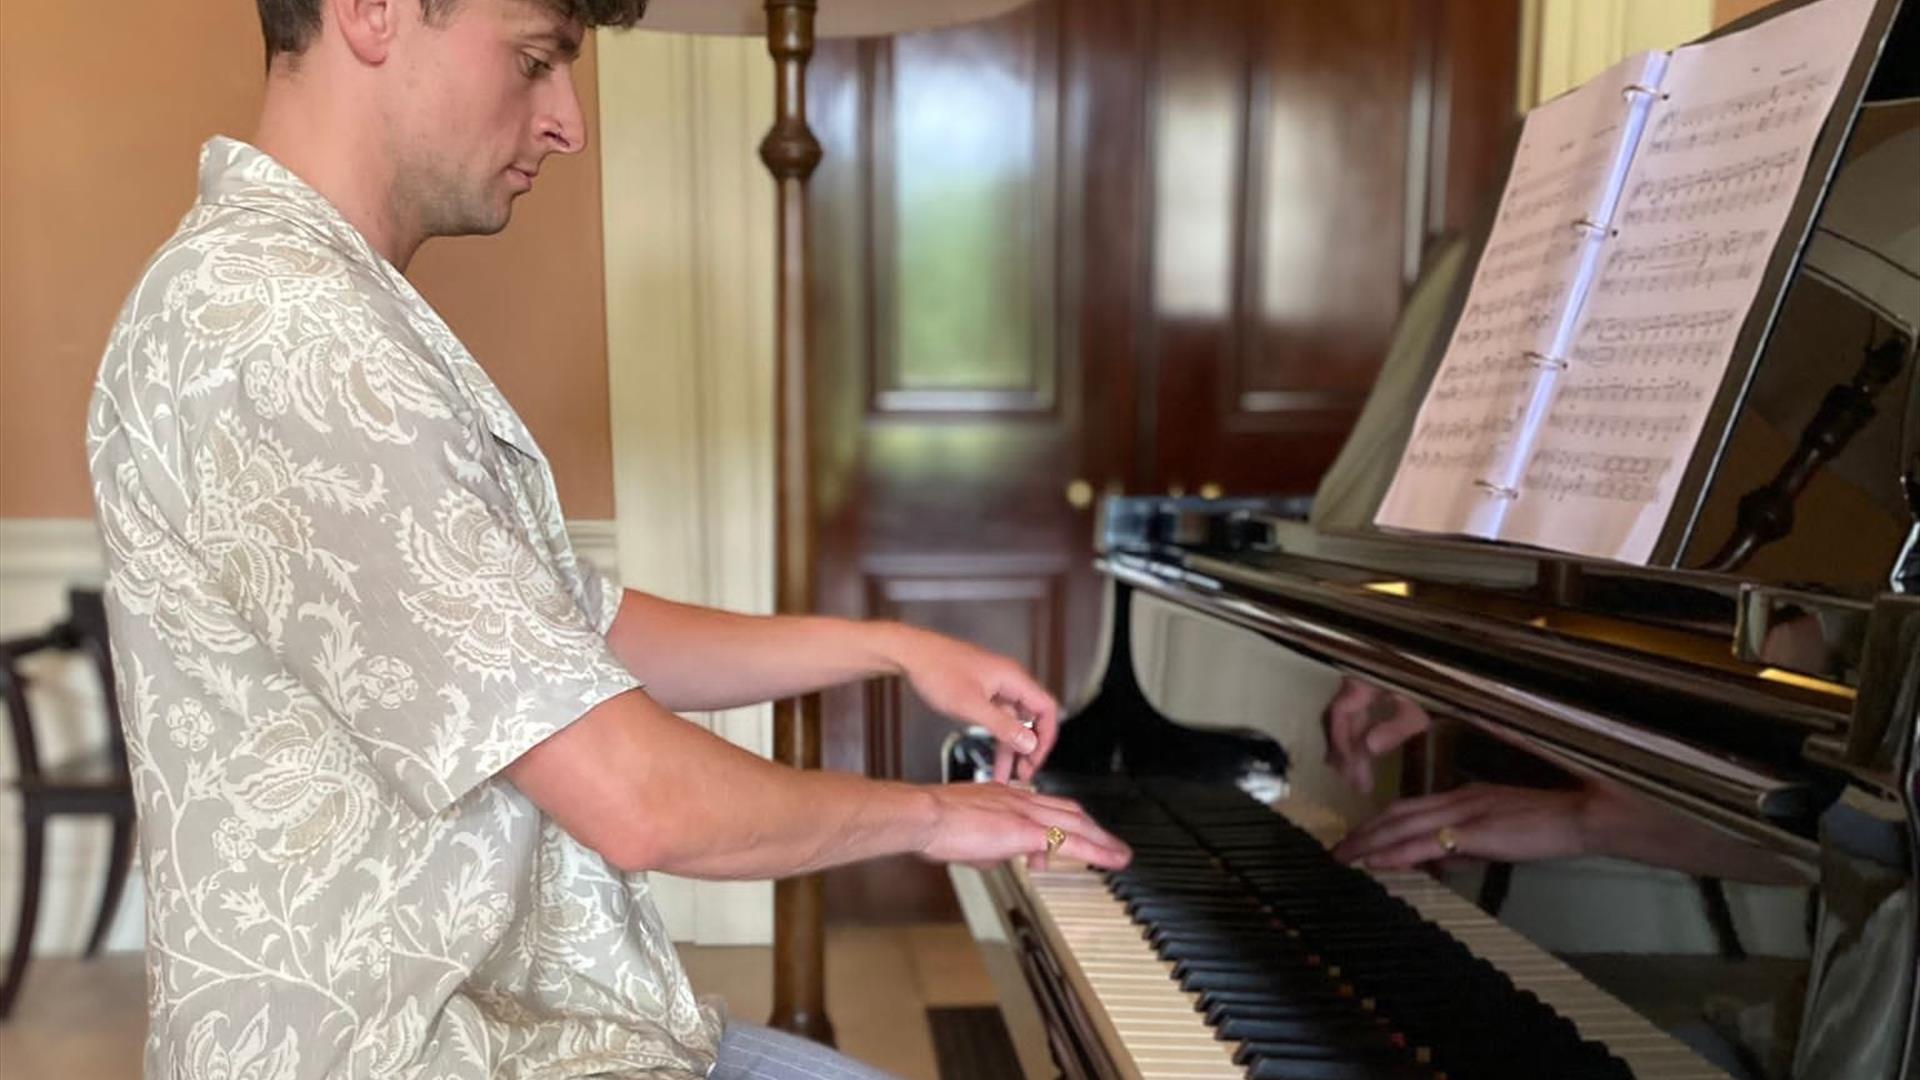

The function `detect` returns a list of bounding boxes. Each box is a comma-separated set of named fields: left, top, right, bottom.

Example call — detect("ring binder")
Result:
left=1376, top=0, right=1878, bottom=565
left=1473, top=480, right=1520, bottom=500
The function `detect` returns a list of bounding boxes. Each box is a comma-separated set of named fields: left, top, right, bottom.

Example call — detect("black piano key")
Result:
left=1158, top=935, right=1305, bottom=964
left=1230, top=1035, right=1414, bottom=1067
left=1179, top=966, right=1346, bottom=997
left=1245, top=1056, right=1435, bottom=1080
left=1204, top=998, right=1375, bottom=1028
left=1215, top=1013, right=1396, bottom=1046
left=1197, top=987, right=1361, bottom=1016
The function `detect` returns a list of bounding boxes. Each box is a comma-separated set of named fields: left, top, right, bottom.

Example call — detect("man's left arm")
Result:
left=603, top=589, right=1057, bottom=780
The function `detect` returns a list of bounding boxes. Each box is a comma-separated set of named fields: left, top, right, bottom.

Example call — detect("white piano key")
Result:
left=1024, top=864, right=1246, bottom=1080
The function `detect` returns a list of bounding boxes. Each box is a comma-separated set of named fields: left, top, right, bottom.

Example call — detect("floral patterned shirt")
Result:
left=87, top=137, right=722, bottom=1079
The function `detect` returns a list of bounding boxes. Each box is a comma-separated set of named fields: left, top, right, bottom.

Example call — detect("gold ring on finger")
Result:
left=1044, top=825, right=1067, bottom=856
left=1435, top=825, right=1459, bottom=855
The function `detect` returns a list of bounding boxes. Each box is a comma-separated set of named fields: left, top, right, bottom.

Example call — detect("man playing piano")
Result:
left=84, top=1, right=1130, bottom=1078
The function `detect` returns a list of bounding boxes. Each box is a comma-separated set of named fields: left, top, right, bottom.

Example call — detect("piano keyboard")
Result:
left=1018, top=775, right=1731, bottom=1080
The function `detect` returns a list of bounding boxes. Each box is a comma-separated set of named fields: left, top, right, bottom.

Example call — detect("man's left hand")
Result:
left=886, top=625, right=1060, bottom=783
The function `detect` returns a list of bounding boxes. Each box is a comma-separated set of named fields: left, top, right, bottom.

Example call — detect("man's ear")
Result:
left=330, top=0, right=400, bottom=65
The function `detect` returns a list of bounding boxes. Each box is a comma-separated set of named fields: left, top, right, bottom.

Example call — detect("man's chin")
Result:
left=431, top=207, right=512, bottom=240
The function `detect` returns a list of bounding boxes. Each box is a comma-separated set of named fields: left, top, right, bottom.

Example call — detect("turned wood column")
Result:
left=759, top=0, right=833, bottom=1047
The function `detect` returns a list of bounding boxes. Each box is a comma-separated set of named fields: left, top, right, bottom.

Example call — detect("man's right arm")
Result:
left=503, top=689, right=1131, bottom=879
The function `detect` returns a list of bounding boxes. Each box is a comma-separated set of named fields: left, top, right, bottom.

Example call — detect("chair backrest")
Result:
left=1, top=587, right=125, bottom=781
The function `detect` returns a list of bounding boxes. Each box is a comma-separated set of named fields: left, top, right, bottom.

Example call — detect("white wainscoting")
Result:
left=0, top=517, right=632, bottom=956
left=597, top=29, right=778, bottom=946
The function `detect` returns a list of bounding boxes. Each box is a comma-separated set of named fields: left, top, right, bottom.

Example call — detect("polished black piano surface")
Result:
left=953, top=2, right=1920, bottom=1077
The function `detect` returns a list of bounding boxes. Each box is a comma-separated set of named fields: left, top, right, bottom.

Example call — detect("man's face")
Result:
left=386, top=0, right=587, bottom=239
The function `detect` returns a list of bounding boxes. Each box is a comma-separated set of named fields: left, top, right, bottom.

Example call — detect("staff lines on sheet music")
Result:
left=1432, top=376, right=1534, bottom=405
left=1482, top=218, right=1575, bottom=262
left=1460, top=280, right=1563, bottom=325
left=1414, top=411, right=1522, bottom=445
left=1498, top=146, right=1619, bottom=226
left=1597, top=229, right=1768, bottom=295
left=1581, top=308, right=1740, bottom=345
left=1555, top=377, right=1707, bottom=405
left=1525, top=448, right=1675, bottom=504
left=1456, top=311, right=1555, bottom=347
left=1545, top=408, right=1691, bottom=441
left=1620, top=149, right=1800, bottom=227
left=1403, top=446, right=1506, bottom=472
left=1645, top=70, right=1830, bottom=155
left=1439, top=353, right=1535, bottom=383
left=1480, top=233, right=1586, bottom=285
left=1570, top=339, right=1722, bottom=370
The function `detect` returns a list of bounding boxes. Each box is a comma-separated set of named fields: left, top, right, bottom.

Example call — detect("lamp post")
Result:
left=637, top=0, right=1036, bottom=1043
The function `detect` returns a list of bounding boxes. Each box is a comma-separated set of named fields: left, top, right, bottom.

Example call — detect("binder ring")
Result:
left=1571, top=216, right=1608, bottom=237
left=1473, top=479, right=1520, bottom=501
left=1621, top=83, right=1659, bottom=101
left=1524, top=350, right=1568, bottom=371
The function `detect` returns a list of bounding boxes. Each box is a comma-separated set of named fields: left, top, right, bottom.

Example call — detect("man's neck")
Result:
left=252, top=74, right=425, bottom=271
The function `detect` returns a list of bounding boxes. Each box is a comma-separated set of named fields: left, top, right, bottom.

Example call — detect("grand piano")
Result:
left=947, top=1, right=1920, bottom=1076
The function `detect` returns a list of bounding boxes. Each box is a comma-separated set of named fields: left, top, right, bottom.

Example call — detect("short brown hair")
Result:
left=257, top=0, right=649, bottom=60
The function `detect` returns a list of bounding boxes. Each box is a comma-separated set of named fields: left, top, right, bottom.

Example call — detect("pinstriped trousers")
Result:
left=710, top=1023, right=906, bottom=1080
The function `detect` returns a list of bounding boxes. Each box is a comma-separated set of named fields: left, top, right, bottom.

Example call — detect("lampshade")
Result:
left=640, top=0, right=1036, bottom=38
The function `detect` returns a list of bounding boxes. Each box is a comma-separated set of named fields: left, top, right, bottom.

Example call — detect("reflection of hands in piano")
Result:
left=886, top=624, right=1060, bottom=783
left=1331, top=780, right=1602, bottom=870
left=920, top=783, right=1132, bottom=871
left=1322, top=676, right=1431, bottom=791
left=1332, top=777, right=1807, bottom=885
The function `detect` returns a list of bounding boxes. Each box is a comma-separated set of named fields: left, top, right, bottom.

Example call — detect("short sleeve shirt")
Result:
left=87, top=137, right=722, bottom=1079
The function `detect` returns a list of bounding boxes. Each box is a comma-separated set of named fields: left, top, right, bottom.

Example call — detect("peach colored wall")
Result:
left=0, top=3, right=615, bottom=520
left=1715, top=0, right=1778, bottom=25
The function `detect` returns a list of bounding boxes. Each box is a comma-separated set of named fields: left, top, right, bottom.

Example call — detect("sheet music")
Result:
left=1376, top=52, right=1667, bottom=539
left=1502, top=0, right=1876, bottom=563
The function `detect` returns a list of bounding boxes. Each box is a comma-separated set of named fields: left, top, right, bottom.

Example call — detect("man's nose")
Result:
left=540, top=73, right=588, bottom=156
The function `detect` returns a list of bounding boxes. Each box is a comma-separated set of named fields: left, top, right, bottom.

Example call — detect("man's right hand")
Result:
left=918, top=784, right=1132, bottom=871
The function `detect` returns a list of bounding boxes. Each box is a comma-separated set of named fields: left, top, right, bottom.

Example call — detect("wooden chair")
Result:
left=0, top=588, right=135, bottom=1020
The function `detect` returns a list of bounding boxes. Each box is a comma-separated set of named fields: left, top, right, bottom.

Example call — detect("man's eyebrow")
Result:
left=526, top=29, right=583, bottom=60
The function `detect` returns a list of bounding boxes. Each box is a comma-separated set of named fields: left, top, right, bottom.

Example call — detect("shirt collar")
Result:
left=193, top=137, right=546, bottom=461
left=196, top=136, right=397, bottom=281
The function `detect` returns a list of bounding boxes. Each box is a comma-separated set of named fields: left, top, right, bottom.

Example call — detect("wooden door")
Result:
left=807, top=0, right=1518, bottom=923
left=1143, top=1, right=1520, bottom=499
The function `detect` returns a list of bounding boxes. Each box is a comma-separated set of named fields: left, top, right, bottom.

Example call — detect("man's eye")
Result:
left=522, top=54, right=553, bottom=78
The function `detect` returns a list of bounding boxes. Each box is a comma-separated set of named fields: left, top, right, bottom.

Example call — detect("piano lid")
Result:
left=1313, top=0, right=1920, bottom=598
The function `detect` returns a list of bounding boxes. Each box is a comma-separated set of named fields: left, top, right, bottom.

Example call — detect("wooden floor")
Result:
left=0, top=924, right=1000, bottom=1080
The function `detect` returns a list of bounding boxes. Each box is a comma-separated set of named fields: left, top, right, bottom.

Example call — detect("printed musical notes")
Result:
left=1496, top=0, right=1875, bottom=564
left=1620, top=150, right=1798, bottom=227
left=1594, top=228, right=1770, bottom=294
left=1580, top=308, right=1740, bottom=345
left=1496, top=148, right=1621, bottom=226
left=1524, top=449, right=1674, bottom=504
left=1376, top=50, right=1670, bottom=542
left=1544, top=409, right=1690, bottom=441
left=1554, top=377, right=1707, bottom=405
left=1378, top=0, right=1874, bottom=564
left=1644, top=73, right=1827, bottom=155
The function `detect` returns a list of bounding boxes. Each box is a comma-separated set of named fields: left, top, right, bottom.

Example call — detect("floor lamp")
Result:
left=640, top=0, right=1036, bottom=1043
